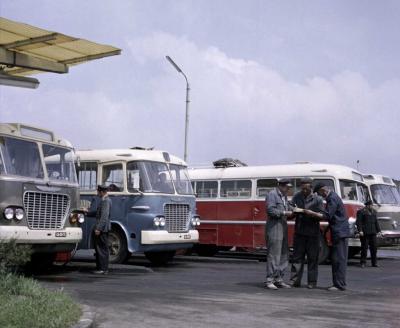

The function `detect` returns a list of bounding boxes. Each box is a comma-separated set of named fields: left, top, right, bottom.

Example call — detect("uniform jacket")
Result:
left=291, top=191, right=324, bottom=237
left=323, top=191, right=350, bottom=239
left=265, top=188, right=291, bottom=239
left=356, top=207, right=381, bottom=235
left=88, top=195, right=112, bottom=232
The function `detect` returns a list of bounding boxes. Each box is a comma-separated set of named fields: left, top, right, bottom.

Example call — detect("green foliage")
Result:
left=0, top=273, right=81, bottom=328
left=0, top=239, right=32, bottom=273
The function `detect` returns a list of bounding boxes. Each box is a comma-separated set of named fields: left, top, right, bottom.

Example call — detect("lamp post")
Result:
left=166, top=55, right=190, bottom=162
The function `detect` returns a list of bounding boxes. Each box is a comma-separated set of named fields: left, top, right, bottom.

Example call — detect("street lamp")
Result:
left=166, top=55, right=190, bottom=162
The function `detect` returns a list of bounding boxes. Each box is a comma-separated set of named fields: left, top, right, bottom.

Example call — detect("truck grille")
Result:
left=164, top=203, right=190, bottom=232
left=23, top=192, right=70, bottom=229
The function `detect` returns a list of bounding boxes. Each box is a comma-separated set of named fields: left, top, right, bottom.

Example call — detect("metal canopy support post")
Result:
left=0, top=47, right=68, bottom=73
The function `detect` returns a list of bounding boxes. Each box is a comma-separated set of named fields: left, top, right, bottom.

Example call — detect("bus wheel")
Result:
left=194, top=244, right=218, bottom=257
left=30, top=253, right=56, bottom=272
left=108, top=228, right=129, bottom=264
left=318, top=237, right=330, bottom=264
left=145, top=251, right=176, bottom=266
left=348, top=246, right=361, bottom=259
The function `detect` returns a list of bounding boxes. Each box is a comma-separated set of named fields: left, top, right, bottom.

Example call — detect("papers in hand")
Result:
left=293, top=207, right=304, bottom=213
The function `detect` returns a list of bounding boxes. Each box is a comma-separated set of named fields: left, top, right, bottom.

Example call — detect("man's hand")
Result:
left=80, top=207, right=88, bottom=214
left=359, top=231, right=364, bottom=237
left=95, top=229, right=101, bottom=236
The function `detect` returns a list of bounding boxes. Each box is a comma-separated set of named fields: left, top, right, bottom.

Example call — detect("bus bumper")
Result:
left=0, top=226, right=82, bottom=244
left=141, top=230, right=199, bottom=245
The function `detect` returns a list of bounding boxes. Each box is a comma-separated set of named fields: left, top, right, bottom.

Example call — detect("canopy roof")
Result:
left=0, top=17, right=121, bottom=76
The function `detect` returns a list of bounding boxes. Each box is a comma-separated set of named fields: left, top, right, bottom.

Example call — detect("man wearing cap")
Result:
left=289, top=178, right=324, bottom=289
left=264, top=179, right=293, bottom=290
left=85, top=185, right=112, bottom=274
left=356, top=200, right=382, bottom=268
left=314, top=182, right=350, bottom=291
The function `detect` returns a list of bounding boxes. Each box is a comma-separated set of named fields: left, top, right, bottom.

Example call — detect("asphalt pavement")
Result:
left=36, top=250, right=400, bottom=328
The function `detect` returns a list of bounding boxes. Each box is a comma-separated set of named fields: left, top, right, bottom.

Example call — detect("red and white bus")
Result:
left=189, top=162, right=369, bottom=262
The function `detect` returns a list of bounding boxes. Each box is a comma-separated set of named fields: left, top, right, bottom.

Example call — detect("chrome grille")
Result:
left=23, top=192, right=70, bottom=229
left=164, top=203, right=190, bottom=232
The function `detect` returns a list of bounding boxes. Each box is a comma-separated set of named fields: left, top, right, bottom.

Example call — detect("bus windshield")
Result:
left=127, top=161, right=175, bottom=194
left=169, top=164, right=194, bottom=195
left=43, top=144, right=77, bottom=183
left=0, top=136, right=44, bottom=179
left=371, top=184, right=400, bottom=205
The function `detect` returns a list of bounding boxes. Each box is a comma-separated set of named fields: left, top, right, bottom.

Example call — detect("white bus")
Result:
left=0, top=123, right=83, bottom=265
left=189, top=162, right=369, bottom=261
left=363, top=174, right=400, bottom=245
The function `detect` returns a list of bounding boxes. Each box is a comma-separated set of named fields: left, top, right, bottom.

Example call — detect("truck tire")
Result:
left=145, top=251, right=176, bottom=265
left=108, top=227, right=129, bottom=264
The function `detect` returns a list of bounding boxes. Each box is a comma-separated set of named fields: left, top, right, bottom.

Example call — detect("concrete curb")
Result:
left=72, top=304, right=96, bottom=328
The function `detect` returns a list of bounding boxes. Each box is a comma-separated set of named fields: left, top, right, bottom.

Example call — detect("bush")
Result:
left=0, top=239, right=32, bottom=273
left=0, top=273, right=81, bottom=328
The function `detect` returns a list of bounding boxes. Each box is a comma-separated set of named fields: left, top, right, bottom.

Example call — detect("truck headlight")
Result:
left=15, top=208, right=25, bottom=221
left=159, top=216, right=166, bottom=227
left=191, top=216, right=201, bottom=227
left=4, top=207, right=14, bottom=220
left=77, top=213, right=85, bottom=224
left=153, top=217, right=160, bottom=227
left=69, top=213, right=78, bottom=224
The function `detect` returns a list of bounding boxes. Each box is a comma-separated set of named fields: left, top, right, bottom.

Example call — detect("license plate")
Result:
left=184, top=234, right=191, bottom=240
left=55, top=232, right=67, bottom=237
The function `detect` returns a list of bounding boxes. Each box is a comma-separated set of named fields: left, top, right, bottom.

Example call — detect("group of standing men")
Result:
left=264, top=178, right=380, bottom=291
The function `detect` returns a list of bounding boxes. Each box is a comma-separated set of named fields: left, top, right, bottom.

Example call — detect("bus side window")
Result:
left=339, top=180, right=357, bottom=201
left=196, top=180, right=218, bottom=198
left=102, top=164, right=124, bottom=192
left=221, top=180, right=252, bottom=198
left=257, top=179, right=278, bottom=198
left=312, top=179, right=335, bottom=193
left=77, top=162, right=98, bottom=191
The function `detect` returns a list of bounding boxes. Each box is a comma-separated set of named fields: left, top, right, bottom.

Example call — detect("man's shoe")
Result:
left=307, top=284, right=316, bottom=289
left=290, top=280, right=301, bottom=288
left=264, top=282, right=278, bottom=290
left=275, top=282, right=291, bottom=289
left=327, top=286, right=345, bottom=291
left=372, top=264, right=379, bottom=267
left=360, top=263, right=366, bottom=268
left=92, top=270, right=108, bottom=275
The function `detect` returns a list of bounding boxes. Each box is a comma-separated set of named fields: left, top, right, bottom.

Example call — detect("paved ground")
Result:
left=36, top=250, right=400, bottom=328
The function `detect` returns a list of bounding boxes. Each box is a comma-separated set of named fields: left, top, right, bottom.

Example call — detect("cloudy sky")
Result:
left=1, top=1, right=399, bottom=178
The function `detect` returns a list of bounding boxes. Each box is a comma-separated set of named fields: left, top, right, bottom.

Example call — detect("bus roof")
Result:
left=189, top=163, right=364, bottom=182
left=0, top=123, right=73, bottom=148
left=77, top=149, right=187, bottom=166
left=363, top=174, right=395, bottom=186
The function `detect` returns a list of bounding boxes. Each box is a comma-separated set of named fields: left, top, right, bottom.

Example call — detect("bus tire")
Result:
left=194, top=244, right=218, bottom=257
left=318, top=237, right=330, bottom=264
left=145, top=251, right=176, bottom=265
left=108, top=227, right=129, bottom=264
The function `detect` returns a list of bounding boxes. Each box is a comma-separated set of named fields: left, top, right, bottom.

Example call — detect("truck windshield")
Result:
left=0, top=136, right=44, bottom=179
left=43, top=144, right=77, bottom=183
left=127, top=161, right=175, bottom=194
left=371, top=184, right=400, bottom=205
left=169, top=164, right=194, bottom=195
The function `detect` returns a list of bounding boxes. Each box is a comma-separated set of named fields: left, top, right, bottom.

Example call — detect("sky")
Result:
left=1, top=0, right=400, bottom=178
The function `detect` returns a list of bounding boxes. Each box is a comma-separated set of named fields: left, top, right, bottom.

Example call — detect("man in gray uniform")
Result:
left=86, top=185, right=112, bottom=274
left=265, top=179, right=293, bottom=290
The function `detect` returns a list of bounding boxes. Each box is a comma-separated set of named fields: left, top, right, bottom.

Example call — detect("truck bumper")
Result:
left=0, top=226, right=82, bottom=244
left=141, top=230, right=199, bottom=245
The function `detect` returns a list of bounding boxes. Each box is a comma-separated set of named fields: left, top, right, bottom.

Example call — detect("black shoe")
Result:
left=372, top=264, right=379, bottom=267
left=360, top=263, right=366, bottom=268
left=290, top=280, right=301, bottom=288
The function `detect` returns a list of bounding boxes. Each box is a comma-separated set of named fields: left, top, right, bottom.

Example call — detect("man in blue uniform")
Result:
left=290, top=178, right=324, bottom=289
left=314, top=182, right=350, bottom=291
left=265, top=179, right=293, bottom=290
left=86, top=185, right=112, bottom=274
left=356, top=200, right=382, bottom=268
